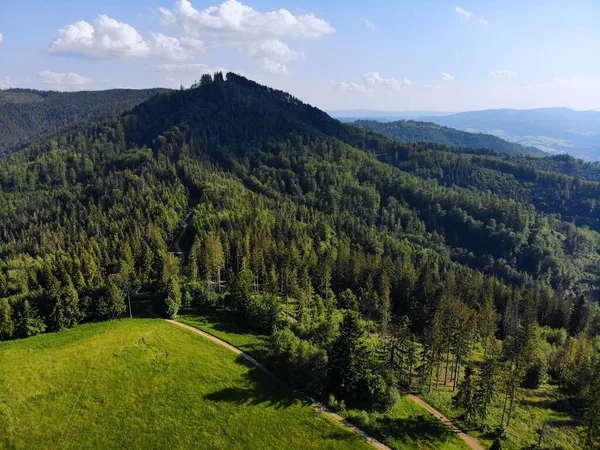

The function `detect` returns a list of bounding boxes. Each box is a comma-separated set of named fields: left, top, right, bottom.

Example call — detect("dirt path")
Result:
left=166, top=319, right=390, bottom=450
left=407, top=394, right=484, bottom=450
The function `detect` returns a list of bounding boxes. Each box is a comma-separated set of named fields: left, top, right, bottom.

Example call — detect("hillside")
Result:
left=352, top=119, right=543, bottom=155
left=0, top=88, right=165, bottom=155
left=0, top=73, right=599, bottom=449
left=0, top=318, right=372, bottom=449
left=424, top=107, right=600, bottom=160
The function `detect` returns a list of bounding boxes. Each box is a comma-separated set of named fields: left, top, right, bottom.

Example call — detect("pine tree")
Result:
left=165, top=276, right=182, bottom=319
left=453, top=364, right=477, bottom=424
left=15, top=300, right=46, bottom=338
left=583, top=362, right=600, bottom=449
left=474, top=347, right=500, bottom=429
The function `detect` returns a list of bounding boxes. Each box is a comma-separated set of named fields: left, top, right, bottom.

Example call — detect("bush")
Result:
left=271, top=328, right=328, bottom=395
left=245, top=294, right=282, bottom=332
left=185, top=281, right=215, bottom=307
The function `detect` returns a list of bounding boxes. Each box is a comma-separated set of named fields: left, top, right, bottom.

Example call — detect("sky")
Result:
left=0, top=0, right=599, bottom=112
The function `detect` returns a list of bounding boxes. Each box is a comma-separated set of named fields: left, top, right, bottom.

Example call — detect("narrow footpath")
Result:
left=407, top=394, right=485, bottom=450
left=167, top=319, right=484, bottom=450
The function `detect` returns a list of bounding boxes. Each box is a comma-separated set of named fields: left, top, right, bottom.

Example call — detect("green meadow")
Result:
left=0, top=318, right=371, bottom=450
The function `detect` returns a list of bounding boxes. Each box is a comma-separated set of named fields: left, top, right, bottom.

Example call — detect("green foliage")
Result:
left=165, top=276, right=182, bottom=318
left=271, top=328, right=328, bottom=395
left=245, top=294, right=282, bottom=332
left=0, top=88, right=164, bottom=155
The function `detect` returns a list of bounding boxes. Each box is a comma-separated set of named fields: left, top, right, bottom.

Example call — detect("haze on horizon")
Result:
left=0, top=0, right=598, bottom=112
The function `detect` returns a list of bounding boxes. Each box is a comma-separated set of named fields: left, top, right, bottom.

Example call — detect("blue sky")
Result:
left=0, top=0, right=598, bottom=111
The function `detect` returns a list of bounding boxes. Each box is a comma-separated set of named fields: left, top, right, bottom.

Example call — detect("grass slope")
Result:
left=0, top=319, right=370, bottom=450
left=179, top=309, right=469, bottom=450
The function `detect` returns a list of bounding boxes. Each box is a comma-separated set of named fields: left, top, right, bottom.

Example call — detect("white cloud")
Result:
left=454, top=6, right=473, bottom=19
left=49, top=14, right=198, bottom=61
left=363, top=72, right=412, bottom=89
left=0, top=33, right=4, bottom=46
left=364, top=19, right=376, bottom=30
left=329, top=72, right=413, bottom=94
left=39, top=70, right=91, bottom=86
left=328, top=81, right=370, bottom=93
left=247, top=39, right=304, bottom=74
left=157, top=7, right=177, bottom=26
left=174, top=0, right=334, bottom=40
left=170, top=0, right=334, bottom=73
left=491, top=69, right=517, bottom=77
left=455, top=6, right=487, bottom=25
left=441, top=72, right=455, bottom=81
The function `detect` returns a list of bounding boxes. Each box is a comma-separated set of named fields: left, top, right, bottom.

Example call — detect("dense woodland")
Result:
left=0, top=73, right=599, bottom=448
left=353, top=119, right=544, bottom=156
left=0, top=88, right=164, bottom=155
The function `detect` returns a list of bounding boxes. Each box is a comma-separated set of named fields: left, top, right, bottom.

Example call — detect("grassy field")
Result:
left=0, top=318, right=372, bottom=450
left=342, top=398, right=469, bottom=450
left=180, top=309, right=471, bottom=450
left=421, top=382, right=583, bottom=450
left=178, top=308, right=271, bottom=361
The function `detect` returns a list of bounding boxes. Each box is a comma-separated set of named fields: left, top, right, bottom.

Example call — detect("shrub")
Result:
left=245, top=294, right=282, bottom=332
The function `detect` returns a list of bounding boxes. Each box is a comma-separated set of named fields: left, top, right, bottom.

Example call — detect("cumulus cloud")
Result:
left=329, top=72, right=413, bottom=94
left=441, top=72, right=455, bottom=81
left=167, top=0, right=334, bottom=73
left=50, top=1, right=333, bottom=72
left=39, top=70, right=91, bottom=86
left=455, top=6, right=487, bottom=25
left=49, top=14, right=198, bottom=61
left=491, top=69, right=517, bottom=77
left=247, top=39, right=304, bottom=74
left=363, top=72, right=411, bottom=89
left=364, top=19, right=376, bottom=30
left=0, top=33, right=4, bottom=46
left=328, top=81, right=370, bottom=93
left=173, top=0, right=334, bottom=40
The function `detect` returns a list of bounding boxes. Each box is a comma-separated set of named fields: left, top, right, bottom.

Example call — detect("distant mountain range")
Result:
left=331, top=107, right=600, bottom=160
left=328, top=110, right=455, bottom=122
left=353, top=120, right=544, bottom=156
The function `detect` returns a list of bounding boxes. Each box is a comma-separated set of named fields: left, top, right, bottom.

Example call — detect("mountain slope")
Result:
left=0, top=73, right=596, bottom=450
left=352, top=119, right=544, bottom=155
left=0, top=88, right=166, bottom=155
left=425, top=107, right=600, bottom=160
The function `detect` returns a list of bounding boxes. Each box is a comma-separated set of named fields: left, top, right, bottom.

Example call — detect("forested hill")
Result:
left=0, top=88, right=166, bottom=155
left=2, top=73, right=600, bottom=446
left=353, top=119, right=544, bottom=156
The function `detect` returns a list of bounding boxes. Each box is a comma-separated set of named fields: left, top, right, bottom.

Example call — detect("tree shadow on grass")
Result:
left=204, top=386, right=298, bottom=410
left=206, top=354, right=312, bottom=411
left=355, top=414, right=464, bottom=448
